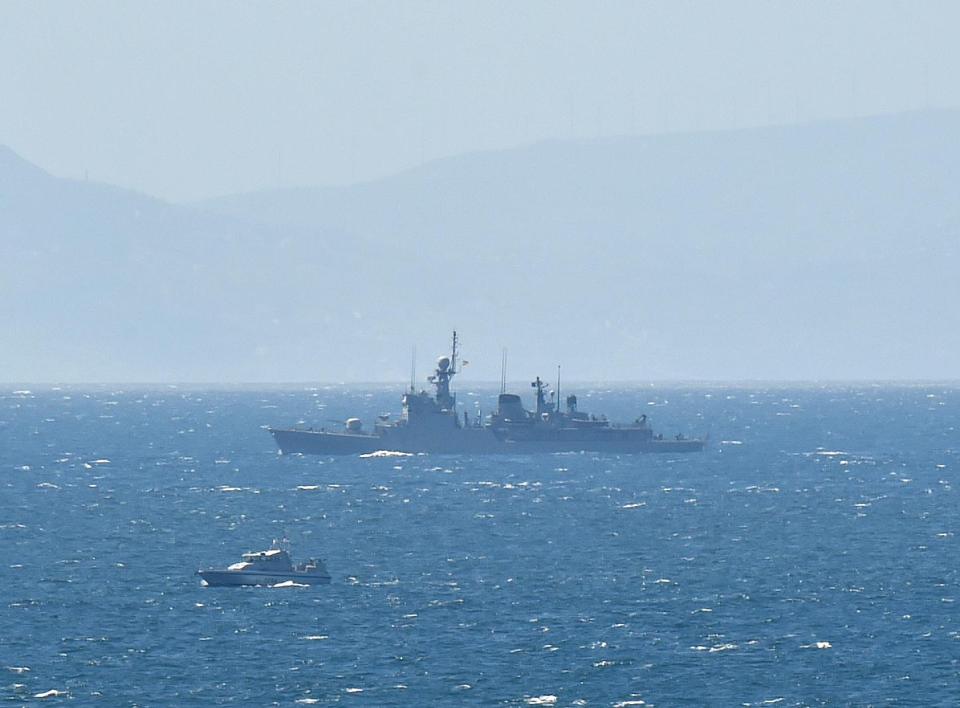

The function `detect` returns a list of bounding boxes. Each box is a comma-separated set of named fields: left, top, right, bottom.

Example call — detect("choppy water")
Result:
left=1, top=384, right=958, bottom=705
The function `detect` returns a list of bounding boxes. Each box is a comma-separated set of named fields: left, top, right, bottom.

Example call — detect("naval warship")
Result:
left=269, top=332, right=705, bottom=456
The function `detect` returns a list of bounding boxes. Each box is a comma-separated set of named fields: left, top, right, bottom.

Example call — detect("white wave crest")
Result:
left=34, top=689, right=68, bottom=699
left=359, top=450, right=413, bottom=458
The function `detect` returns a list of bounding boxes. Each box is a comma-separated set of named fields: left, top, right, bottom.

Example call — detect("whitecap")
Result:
left=720, top=440, right=743, bottom=445
left=302, top=635, right=328, bottom=640
left=92, top=459, right=111, bottom=464
left=272, top=580, right=308, bottom=588
left=359, top=450, right=412, bottom=458
left=36, top=482, right=60, bottom=489
left=708, top=643, right=738, bottom=653
left=344, top=687, right=364, bottom=693
left=6, top=666, right=30, bottom=673
left=613, top=701, right=646, bottom=707
left=801, top=641, right=832, bottom=649
left=218, top=485, right=243, bottom=492
left=296, top=485, right=320, bottom=491
left=295, top=699, right=320, bottom=705
left=525, top=696, right=557, bottom=706
left=621, top=502, right=646, bottom=509
left=33, top=689, right=67, bottom=699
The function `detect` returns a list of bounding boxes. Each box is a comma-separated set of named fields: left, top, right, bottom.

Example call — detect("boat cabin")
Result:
left=226, top=548, right=294, bottom=571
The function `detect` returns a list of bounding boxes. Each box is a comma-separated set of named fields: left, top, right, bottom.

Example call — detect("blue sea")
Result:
left=1, top=384, right=958, bottom=705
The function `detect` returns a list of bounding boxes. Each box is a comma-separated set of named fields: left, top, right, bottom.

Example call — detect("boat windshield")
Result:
left=242, top=549, right=286, bottom=562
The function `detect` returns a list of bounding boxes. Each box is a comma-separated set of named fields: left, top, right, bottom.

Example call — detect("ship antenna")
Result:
left=500, top=347, right=508, bottom=395
left=556, top=364, right=561, bottom=415
left=450, top=330, right=458, bottom=376
left=410, top=346, right=416, bottom=392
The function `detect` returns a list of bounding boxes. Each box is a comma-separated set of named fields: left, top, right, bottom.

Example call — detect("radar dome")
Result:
left=437, top=356, right=451, bottom=370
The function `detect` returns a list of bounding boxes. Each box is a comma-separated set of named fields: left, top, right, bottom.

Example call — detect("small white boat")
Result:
left=197, top=540, right=330, bottom=587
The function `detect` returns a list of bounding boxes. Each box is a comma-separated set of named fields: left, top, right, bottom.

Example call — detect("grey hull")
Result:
left=198, top=570, right=331, bottom=587
left=269, top=427, right=705, bottom=456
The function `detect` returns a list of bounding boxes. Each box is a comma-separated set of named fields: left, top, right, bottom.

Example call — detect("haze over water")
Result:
left=2, top=385, right=957, bottom=704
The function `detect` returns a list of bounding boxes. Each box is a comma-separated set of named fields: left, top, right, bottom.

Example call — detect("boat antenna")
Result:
left=410, top=346, right=416, bottom=392
left=500, top=347, right=508, bottom=394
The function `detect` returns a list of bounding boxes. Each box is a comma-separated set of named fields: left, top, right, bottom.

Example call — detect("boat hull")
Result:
left=197, top=570, right=331, bottom=587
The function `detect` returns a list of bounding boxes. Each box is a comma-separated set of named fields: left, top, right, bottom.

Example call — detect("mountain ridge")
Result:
left=2, top=109, right=958, bottom=382
left=195, top=108, right=960, bottom=204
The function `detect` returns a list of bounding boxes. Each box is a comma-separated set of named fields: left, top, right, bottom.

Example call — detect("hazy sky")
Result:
left=2, top=1, right=959, bottom=201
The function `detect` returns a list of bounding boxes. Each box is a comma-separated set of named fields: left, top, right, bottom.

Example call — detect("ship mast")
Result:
left=556, top=365, right=561, bottom=417
left=500, top=347, right=508, bottom=395
left=450, top=330, right=458, bottom=376
left=532, top=376, right=547, bottom=415
left=410, top=346, right=416, bottom=393
left=427, top=330, right=459, bottom=409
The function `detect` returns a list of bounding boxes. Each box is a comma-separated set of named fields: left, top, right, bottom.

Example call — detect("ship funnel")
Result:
left=497, top=393, right=527, bottom=420
left=566, top=395, right=578, bottom=413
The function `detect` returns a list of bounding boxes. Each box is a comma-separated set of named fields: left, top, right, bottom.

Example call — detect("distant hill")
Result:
left=0, top=146, right=371, bottom=381
left=2, top=110, right=959, bottom=382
